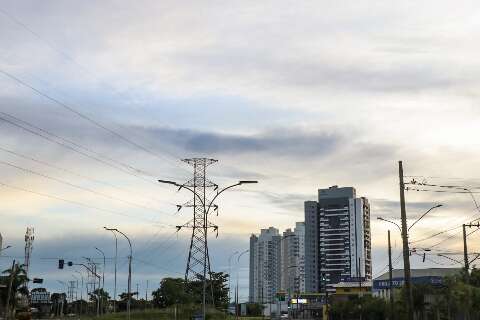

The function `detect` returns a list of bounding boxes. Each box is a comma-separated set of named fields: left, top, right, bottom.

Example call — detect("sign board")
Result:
left=291, top=298, right=308, bottom=304
left=31, top=292, right=51, bottom=304
left=373, top=276, right=444, bottom=290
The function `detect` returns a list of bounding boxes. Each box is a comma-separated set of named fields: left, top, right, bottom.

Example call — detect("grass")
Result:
left=77, top=307, right=263, bottom=320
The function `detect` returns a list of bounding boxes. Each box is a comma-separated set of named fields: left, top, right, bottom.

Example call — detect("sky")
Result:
left=1, top=0, right=480, bottom=302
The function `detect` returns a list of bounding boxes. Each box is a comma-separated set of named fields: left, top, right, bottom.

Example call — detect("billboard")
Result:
left=373, top=276, right=444, bottom=290
left=31, top=291, right=51, bottom=304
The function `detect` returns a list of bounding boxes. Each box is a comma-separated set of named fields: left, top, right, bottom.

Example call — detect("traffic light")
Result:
left=67, top=261, right=73, bottom=267
left=33, top=278, right=43, bottom=284
left=58, top=259, right=64, bottom=269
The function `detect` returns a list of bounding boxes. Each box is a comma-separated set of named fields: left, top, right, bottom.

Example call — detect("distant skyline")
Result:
left=1, top=1, right=480, bottom=301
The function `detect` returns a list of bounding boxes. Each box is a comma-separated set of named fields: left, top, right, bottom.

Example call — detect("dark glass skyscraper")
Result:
left=305, top=186, right=371, bottom=293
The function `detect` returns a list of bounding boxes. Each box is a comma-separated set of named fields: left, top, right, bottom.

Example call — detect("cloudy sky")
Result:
left=1, top=0, right=480, bottom=301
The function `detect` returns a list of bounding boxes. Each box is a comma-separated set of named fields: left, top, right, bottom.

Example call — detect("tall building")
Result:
left=249, top=227, right=282, bottom=303
left=305, top=186, right=371, bottom=293
left=281, top=222, right=306, bottom=294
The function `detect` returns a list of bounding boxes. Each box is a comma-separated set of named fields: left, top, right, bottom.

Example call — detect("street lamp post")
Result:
left=75, top=271, right=84, bottom=314
left=104, top=227, right=132, bottom=320
left=377, top=203, right=442, bottom=319
left=228, top=251, right=239, bottom=304
left=235, top=249, right=249, bottom=320
left=57, top=280, right=67, bottom=316
left=105, top=228, right=118, bottom=312
left=95, top=247, right=106, bottom=314
left=377, top=203, right=442, bottom=235
left=159, top=179, right=258, bottom=320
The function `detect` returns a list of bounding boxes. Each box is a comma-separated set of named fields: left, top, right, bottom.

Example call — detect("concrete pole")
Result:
left=399, top=161, right=414, bottom=320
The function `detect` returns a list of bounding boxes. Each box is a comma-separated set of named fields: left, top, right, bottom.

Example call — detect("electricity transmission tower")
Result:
left=181, top=158, right=218, bottom=283
left=159, top=158, right=257, bottom=320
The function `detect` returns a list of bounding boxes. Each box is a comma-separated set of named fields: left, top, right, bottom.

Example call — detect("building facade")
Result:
left=249, top=227, right=282, bottom=303
left=305, top=186, right=371, bottom=293
left=281, top=222, right=306, bottom=295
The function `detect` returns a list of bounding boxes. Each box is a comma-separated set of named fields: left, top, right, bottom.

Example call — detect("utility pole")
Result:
left=104, top=228, right=132, bottom=320
left=463, top=223, right=471, bottom=320
left=5, top=260, right=16, bottom=320
left=463, top=224, right=469, bottom=281
left=399, top=161, right=413, bottom=320
left=388, top=230, right=394, bottom=320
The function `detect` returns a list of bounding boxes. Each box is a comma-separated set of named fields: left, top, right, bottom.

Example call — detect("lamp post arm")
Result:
left=377, top=217, right=402, bottom=233
left=463, top=188, right=480, bottom=212
left=205, top=183, right=242, bottom=215
left=159, top=180, right=205, bottom=207
left=237, top=249, right=249, bottom=263
left=437, top=254, right=462, bottom=265
left=408, top=205, right=442, bottom=232
left=114, top=230, right=132, bottom=257
left=73, top=263, right=101, bottom=279
left=469, top=253, right=480, bottom=265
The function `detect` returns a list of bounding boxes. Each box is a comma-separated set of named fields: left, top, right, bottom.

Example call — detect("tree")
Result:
left=152, top=272, right=229, bottom=310
left=187, top=271, right=230, bottom=308
left=330, top=296, right=387, bottom=320
left=246, top=303, right=264, bottom=316
left=117, top=292, right=137, bottom=311
left=0, top=263, right=29, bottom=313
left=152, top=278, right=191, bottom=308
left=89, top=288, right=110, bottom=313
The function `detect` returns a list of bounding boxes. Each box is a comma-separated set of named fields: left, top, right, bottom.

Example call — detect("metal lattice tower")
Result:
left=24, top=227, right=34, bottom=278
left=181, top=158, right=218, bottom=282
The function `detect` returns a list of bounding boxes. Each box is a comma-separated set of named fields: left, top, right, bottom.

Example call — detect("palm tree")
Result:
left=1, top=263, right=30, bottom=314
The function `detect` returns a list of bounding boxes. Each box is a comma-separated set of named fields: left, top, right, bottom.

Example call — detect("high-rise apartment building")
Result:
left=281, top=222, right=306, bottom=294
left=305, top=186, right=371, bottom=293
left=249, top=227, right=282, bottom=303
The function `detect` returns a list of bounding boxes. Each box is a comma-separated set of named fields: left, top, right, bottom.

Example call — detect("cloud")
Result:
left=134, top=125, right=342, bottom=157
left=249, top=190, right=314, bottom=214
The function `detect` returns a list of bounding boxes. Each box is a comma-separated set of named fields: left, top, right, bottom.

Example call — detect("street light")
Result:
left=74, top=270, right=84, bottom=302
left=94, top=248, right=106, bottom=291
left=377, top=204, right=443, bottom=234
left=158, top=178, right=258, bottom=320
left=228, top=251, right=239, bottom=304
left=235, top=250, right=249, bottom=320
left=104, top=227, right=132, bottom=320
left=377, top=217, right=402, bottom=233
left=408, top=204, right=443, bottom=232
left=104, top=228, right=118, bottom=312
left=95, top=247, right=106, bottom=315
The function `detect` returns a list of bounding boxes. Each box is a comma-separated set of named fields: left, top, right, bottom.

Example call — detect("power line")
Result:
left=0, top=144, right=164, bottom=206
left=404, top=175, right=480, bottom=183
left=0, top=69, right=185, bottom=173
left=0, top=159, right=170, bottom=214
left=427, top=227, right=479, bottom=249
left=0, top=110, right=155, bottom=178
left=0, top=8, right=188, bottom=171
left=132, top=257, right=183, bottom=276
left=0, top=112, right=170, bottom=189
left=0, top=8, right=186, bottom=174
left=0, top=180, right=172, bottom=226
left=406, top=187, right=480, bottom=194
